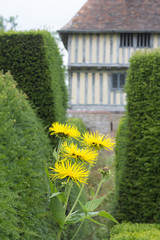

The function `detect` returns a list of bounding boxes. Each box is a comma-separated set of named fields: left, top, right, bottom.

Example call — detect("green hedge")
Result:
left=115, top=49, right=160, bottom=223
left=110, top=222, right=160, bottom=240
left=66, top=118, right=87, bottom=146
left=113, top=116, right=128, bottom=218
left=0, top=30, right=68, bottom=128
left=115, top=116, right=128, bottom=195
left=0, top=72, right=56, bottom=239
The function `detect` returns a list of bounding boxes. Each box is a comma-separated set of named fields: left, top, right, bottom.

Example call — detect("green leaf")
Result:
left=69, top=210, right=79, bottom=218
left=45, top=166, right=54, bottom=193
left=78, top=200, right=87, bottom=213
left=50, top=196, right=65, bottom=228
left=86, top=211, right=118, bottom=224
left=87, top=211, right=99, bottom=216
left=65, top=212, right=83, bottom=224
left=50, top=192, right=62, bottom=198
left=86, top=216, right=105, bottom=226
left=45, top=166, right=50, bottom=180
left=53, top=148, right=58, bottom=159
left=97, top=210, right=119, bottom=224
left=50, top=192, right=67, bottom=204
left=85, top=196, right=106, bottom=211
left=59, top=193, right=67, bottom=204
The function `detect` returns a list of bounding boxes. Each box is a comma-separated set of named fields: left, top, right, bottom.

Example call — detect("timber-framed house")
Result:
left=59, top=0, right=160, bottom=133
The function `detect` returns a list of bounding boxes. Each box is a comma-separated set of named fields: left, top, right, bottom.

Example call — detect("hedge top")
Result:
left=0, top=30, right=68, bottom=129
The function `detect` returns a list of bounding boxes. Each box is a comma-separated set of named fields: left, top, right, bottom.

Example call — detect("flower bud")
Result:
left=98, top=167, right=110, bottom=178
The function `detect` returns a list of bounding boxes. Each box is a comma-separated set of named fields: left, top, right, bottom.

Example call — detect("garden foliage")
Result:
left=0, top=30, right=68, bottom=128
left=110, top=222, right=160, bottom=240
left=51, top=118, right=91, bottom=240
left=114, top=116, right=128, bottom=199
left=48, top=121, right=117, bottom=240
left=67, top=118, right=88, bottom=135
left=66, top=118, right=88, bottom=146
left=0, top=72, right=56, bottom=239
left=115, top=49, right=160, bottom=223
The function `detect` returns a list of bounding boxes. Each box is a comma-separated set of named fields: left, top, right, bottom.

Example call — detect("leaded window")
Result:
left=120, top=33, right=151, bottom=48
left=112, top=73, right=126, bottom=90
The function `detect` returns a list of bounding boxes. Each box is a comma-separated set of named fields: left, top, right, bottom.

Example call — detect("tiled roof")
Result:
left=60, top=0, right=160, bottom=32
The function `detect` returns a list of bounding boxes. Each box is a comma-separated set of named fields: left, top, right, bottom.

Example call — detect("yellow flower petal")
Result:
left=81, top=131, right=115, bottom=151
left=61, top=142, right=98, bottom=165
left=50, top=161, right=89, bottom=187
left=49, top=122, right=80, bottom=139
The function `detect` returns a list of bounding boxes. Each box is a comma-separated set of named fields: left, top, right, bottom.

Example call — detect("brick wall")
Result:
left=67, top=110, right=124, bottom=136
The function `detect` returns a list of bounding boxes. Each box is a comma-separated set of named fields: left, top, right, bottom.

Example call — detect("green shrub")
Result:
left=0, top=72, right=56, bottom=239
left=114, top=116, right=128, bottom=198
left=67, top=118, right=87, bottom=133
left=115, top=49, right=160, bottom=223
left=0, top=30, right=68, bottom=129
left=110, top=222, right=160, bottom=240
left=113, top=116, right=129, bottom=219
left=67, top=118, right=87, bottom=137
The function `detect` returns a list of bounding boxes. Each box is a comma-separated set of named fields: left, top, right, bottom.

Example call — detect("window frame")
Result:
left=111, top=72, right=126, bottom=91
left=137, top=33, right=151, bottom=48
left=120, top=33, right=134, bottom=47
left=120, top=33, right=152, bottom=48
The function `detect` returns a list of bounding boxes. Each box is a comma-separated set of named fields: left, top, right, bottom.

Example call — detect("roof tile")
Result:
left=60, top=0, right=160, bottom=32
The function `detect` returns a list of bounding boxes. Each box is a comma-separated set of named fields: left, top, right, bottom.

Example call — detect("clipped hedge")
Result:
left=113, top=116, right=128, bottom=218
left=114, top=116, right=128, bottom=195
left=110, top=222, right=160, bottom=240
left=0, top=30, right=68, bottom=128
left=115, top=49, right=160, bottom=223
left=0, top=72, right=56, bottom=239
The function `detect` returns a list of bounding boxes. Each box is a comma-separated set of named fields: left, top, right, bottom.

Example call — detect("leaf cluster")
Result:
left=110, top=222, right=160, bottom=240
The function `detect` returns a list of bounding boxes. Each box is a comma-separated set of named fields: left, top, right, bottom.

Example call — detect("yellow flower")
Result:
left=81, top=131, right=115, bottom=151
left=61, top=142, right=98, bottom=165
left=49, top=122, right=80, bottom=139
left=50, top=161, right=89, bottom=187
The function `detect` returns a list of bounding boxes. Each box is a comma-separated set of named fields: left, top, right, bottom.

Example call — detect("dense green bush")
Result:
left=67, top=118, right=87, bottom=145
left=110, top=222, right=160, bottom=240
left=114, top=116, right=128, bottom=201
left=0, top=72, right=56, bottom=239
left=113, top=116, right=129, bottom=221
left=0, top=30, right=68, bottom=129
left=67, top=118, right=87, bottom=134
left=115, top=49, right=160, bottom=223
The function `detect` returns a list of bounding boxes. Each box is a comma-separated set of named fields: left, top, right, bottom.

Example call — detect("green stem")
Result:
left=70, top=174, right=104, bottom=239
left=71, top=221, right=84, bottom=240
left=65, top=182, right=85, bottom=223
left=64, top=182, right=73, bottom=212
left=88, top=176, right=104, bottom=212
left=56, top=139, right=62, bottom=162
left=64, top=182, right=69, bottom=197
left=56, top=228, right=62, bottom=240
left=57, top=138, right=64, bottom=162
left=65, top=164, right=92, bottom=223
